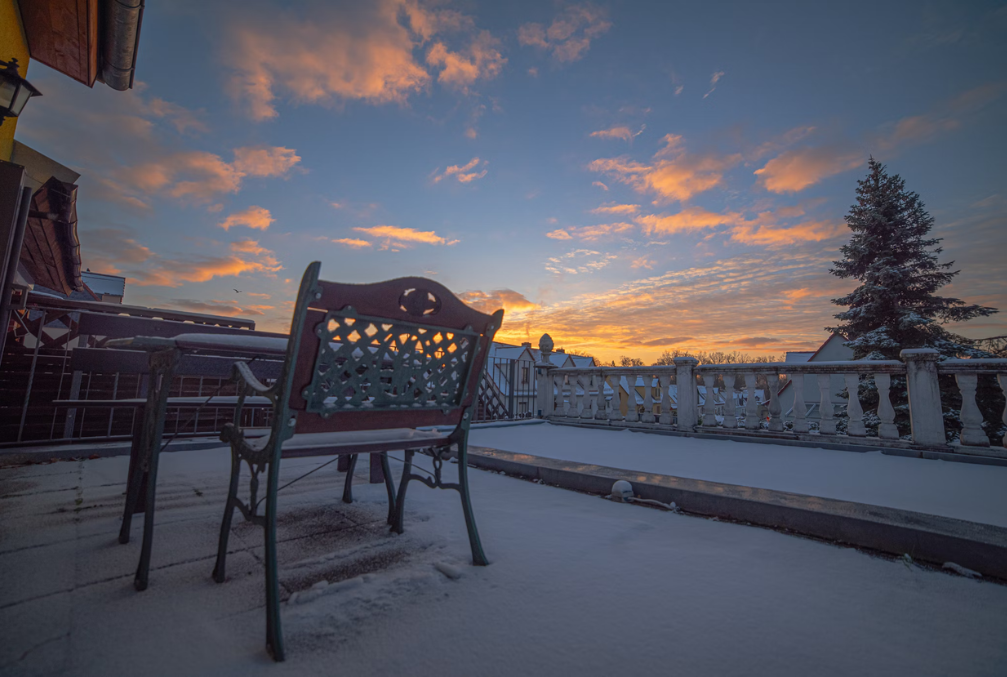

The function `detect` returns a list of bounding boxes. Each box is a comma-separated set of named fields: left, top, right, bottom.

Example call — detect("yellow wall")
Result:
left=0, top=0, right=30, bottom=162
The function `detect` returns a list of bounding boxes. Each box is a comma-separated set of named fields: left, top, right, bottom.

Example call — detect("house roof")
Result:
left=20, top=177, right=81, bottom=296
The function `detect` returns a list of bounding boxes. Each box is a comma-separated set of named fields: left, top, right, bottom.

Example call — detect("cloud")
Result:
left=458, top=289, right=540, bottom=314
left=547, top=222, right=634, bottom=242
left=753, top=84, right=1005, bottom=193
left=703, top=71, right=725, bottom=99
left=426, top=31, right=505, bottom=93
left=639, top=336, right=692, bottom=346
left=352, top=225, right=459, bottom=248
left=592, top=181, right=609, bottom=191
left=432, top=157, right=488, bottom=183
left=332, top=238, right=374, bottom=248
left=489, top=251, right=855, bottom=361
left=80, top=228, right=283, bottom=288
left=589, top=133, right=742, bottom=203
left=631, top=257, right=656, bottom=270
left=143, top=97, right=208, bottom=135
left=729, top=219, right=846, bottom=247
left=219, top=206, right=274, bottom=231
left=636, top=207, right=745, bottom=235
left=590, top=203, right=639, bottom=215
left=168, top=298, right=275, bottom=317
left=224, top=0, right=500, bottom=120
left=518, top=4, right=612, bottom=63
left=116, top=146, right=301, bottom=205
left=589, top=125, right=645, bottom=143
left=545, top=249, right=618, bottom=275
left=754, top=145, right=865, bottom=193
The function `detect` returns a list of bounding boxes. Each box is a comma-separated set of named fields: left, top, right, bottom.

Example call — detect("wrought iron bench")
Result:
left=211, top=261, right=503, bottom=661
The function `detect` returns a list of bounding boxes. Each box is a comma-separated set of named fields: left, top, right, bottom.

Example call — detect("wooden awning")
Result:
left=21, top=177, right=82, bottom=296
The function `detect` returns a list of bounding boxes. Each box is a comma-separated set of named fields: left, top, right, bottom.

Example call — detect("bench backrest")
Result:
left=276, top=263, right=503, bottom=435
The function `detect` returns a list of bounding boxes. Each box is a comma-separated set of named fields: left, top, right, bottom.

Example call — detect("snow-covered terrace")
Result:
left=3, top=423, right=1007, bottom=676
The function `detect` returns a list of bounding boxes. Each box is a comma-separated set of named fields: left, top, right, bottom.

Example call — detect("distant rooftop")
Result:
left=82, top=271, right=126, bottom=298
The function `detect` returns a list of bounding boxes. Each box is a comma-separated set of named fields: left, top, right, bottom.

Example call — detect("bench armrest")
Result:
left=232, top=360, right=274, bottom=396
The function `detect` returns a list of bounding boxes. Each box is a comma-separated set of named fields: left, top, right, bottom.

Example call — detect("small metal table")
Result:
left=105, top=333, right=288, bottom=590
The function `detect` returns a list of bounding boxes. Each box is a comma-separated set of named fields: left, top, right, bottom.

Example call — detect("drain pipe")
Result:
left=100, top=0, right=145, bottom=91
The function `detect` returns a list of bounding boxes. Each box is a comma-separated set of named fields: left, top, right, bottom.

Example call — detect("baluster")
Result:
left=641, top=373, right=656, bottom=423
left=844, top=373, right=866, bottom=436
left=818, top=374, right=836, bottom=434
left=607, top=373, right=622, bottom=422
left=792, top=374, right=808, bottom=433
left=767, top=371, right=783, bottom=432
left=625, top=372, right=640, bottom=423
left=559, top=374, right=567, bottom=417
left=658, top=372, right=673, bottom=425
left=744, top=372, right=760, bottom=430
left=875, top=373, right=898, bottom=439
left=999, top=373, right=1007, bottom=450
left=956, top=372, right=989, bottom=447
left=573, top=374, right=585, bottom=419
left=593, top=372, right=606, bottom=420
left=702, top=373, right=718, bottom=427
left=587, top=373, right=600, bottom=420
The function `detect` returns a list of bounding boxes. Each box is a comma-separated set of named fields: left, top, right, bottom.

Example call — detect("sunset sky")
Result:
left=15, top=0, right=1007, bottom=362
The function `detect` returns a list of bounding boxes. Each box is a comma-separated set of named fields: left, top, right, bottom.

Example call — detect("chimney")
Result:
left=522, top=342, right=532, bottom=348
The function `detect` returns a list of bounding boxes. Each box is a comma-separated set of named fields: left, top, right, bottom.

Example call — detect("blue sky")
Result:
left=16, top=0, right=1007, bottom=361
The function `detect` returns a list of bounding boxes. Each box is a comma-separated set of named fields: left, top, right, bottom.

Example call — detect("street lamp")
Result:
left=0, top=58, right=42, bottom=126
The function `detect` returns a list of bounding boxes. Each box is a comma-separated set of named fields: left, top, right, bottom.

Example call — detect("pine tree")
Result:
left=828, top=158, right=1001, bottom=443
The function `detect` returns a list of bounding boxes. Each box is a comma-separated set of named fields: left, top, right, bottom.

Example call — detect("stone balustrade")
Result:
left=536, top=349, right=1007, bottom=456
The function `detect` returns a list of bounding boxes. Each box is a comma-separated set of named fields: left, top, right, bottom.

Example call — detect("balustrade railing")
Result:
left=537, top=350, right=1007, bottom=455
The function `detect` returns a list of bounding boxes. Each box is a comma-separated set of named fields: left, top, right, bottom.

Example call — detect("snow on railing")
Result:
left=536, top=349, right=1007, bottom=455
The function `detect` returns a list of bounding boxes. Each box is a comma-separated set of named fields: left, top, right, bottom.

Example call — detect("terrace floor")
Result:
left=2, top=432, right=1007, bottom=676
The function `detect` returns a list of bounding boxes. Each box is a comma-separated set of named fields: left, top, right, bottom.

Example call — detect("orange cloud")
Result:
left=551, top=222, right=634, bottom=242
left=458, top=289, right=540, bottom=315
left=219, top=206, right=274, bottom=231
left=589, top=134, right=741, bottom=203
left=143, top=97, right=208, bottom=135
left=116, top=146, right=301, bottom=204
left=754, top=146, right=865, bottom=193
left=426, top=31, right=505, bottom=92
left=518, top=4, right=612, bottom=63
left=225, top=1, right=500, bottom=120
left=631, top=257, right=656, bottom=270
left=332, top=238, right=373, bottom=248
left=82, top=229, right=283, bottom=288
left=432, top=157, right=488, bottom=183
left=352, top=225, right=459, bottom=248
left=636, top=207, right=745, bottom=235
left=729, top=219, right=846, bottom=247
left=590, top=203, right=639, bottom=215
left=592, top=180, right=609, bottom=191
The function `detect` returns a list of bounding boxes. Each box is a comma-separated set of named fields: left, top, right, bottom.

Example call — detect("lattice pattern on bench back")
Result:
left=304, top=311, right=481, bottom=415
left=285, top=272, right=503, bottom=434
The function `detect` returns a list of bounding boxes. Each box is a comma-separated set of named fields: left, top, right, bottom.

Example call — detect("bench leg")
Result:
left=456, top=440, right=489, bottom=566
left=380, top=453, right=396, bottom=525
left=391, top=450, right=414, bottom=535
left=212, top=451, right=242, bottom=583
left=264, top=456, right=285, bottom=661
left=118, top=426, right=145, bottom=544
left=133, top=441, right=161, bottom=591
left=341, top=454, right=358, bottom=504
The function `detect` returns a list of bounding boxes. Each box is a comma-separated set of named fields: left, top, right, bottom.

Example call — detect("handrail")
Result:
left=27, top=291, right=256, bottom=329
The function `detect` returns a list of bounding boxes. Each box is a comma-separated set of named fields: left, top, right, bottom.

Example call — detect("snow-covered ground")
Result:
left=470, top=424, right=1007, bottom=527
left=2, top=445, right=1006, bottom=676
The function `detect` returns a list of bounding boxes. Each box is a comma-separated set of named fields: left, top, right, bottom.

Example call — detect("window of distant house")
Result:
left=521, top=365, right=530, bottom=385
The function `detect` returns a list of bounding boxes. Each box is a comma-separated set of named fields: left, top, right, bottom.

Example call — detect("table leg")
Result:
left=134, top=349, right=179, bottom=591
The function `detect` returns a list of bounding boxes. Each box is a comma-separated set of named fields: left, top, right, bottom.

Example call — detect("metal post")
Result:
left=507, top=359, right=517, bottom=419
left=17, top=309, right=46, bottom=442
